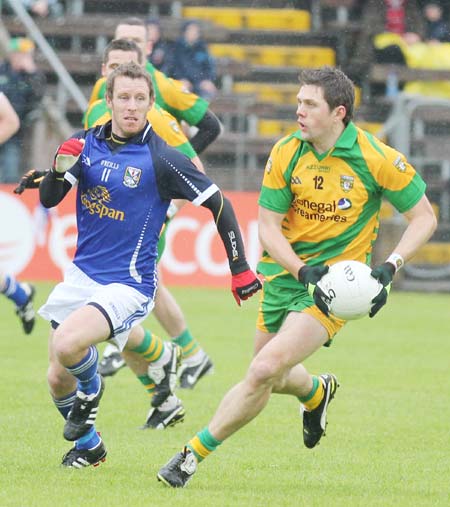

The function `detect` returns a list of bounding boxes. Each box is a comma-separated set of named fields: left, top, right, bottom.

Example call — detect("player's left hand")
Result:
left=369, top=262, right=395, bottom=317
left=298, top=265, right=330, bottom=316
left=231, top=269, right=262, bottom=306
left=13, top=169, right=48, bottom=194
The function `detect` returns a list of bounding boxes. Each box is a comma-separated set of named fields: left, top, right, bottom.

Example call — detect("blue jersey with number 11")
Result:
left=65, top=121, right=218, bottom=298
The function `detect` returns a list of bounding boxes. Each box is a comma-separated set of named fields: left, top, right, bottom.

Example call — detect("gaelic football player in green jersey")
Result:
left=88, top=17, right=222, bottom=155
left=158, top=66, right=437, bottom=487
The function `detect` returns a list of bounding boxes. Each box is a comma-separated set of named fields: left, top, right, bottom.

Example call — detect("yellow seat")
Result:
left=209, top=44, right=246, bottom=61
left=183, top=7, right=243, bottom=29
left=182, top=7, right=310, bottom=31
left=411, top=242, right=450, bottom=263
left=258, top=119, right=297, bottom=137
left=233, top=82, right=298, bottom=104
left=211, top=44, right=336, bottom=68
left=243, top=9, right=310, bottom=31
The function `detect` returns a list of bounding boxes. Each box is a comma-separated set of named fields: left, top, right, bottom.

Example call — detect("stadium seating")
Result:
left=182, top=7, right=311, bottom=31
left=209, top=44, right=335, bottom=68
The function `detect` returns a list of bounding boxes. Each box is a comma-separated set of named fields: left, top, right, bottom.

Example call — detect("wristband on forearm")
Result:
left=386, top=253, right=404, bottom=273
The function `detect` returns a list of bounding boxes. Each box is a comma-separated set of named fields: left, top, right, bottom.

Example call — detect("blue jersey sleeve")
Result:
left=151, top=136, right=218, bottom=205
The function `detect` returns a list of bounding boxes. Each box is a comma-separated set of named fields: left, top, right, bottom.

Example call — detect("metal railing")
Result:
left=379, top=92, right=450, bottom=287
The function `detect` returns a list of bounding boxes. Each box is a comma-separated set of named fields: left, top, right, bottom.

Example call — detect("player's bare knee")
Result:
left=47, top=361, right=75, bottom=395
left=247, top=356, right=283, bottom=388
left=52, top=327, right=80, bottom=363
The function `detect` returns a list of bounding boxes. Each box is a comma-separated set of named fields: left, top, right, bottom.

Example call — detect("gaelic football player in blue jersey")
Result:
left=37, top=61, right=261, bottom=468
left=0, top=92, right=35, bottom=334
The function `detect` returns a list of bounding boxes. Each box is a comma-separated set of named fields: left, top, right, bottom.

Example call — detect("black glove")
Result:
left=298, top=265, right=330, bottom=316
left=369, top=262, right=395, bottom=318
left=14, top=169, right=48, bottom=194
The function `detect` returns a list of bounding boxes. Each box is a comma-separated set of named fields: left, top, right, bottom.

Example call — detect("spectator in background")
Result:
left=170, top=20, right=218, bottom=101
left=146, top=18, right=173, bottom=75
left=20, top=0, right=63, bottom=18
left=423, top=2, right=450, bottom=42
left=0, top=37, right=45, bottom=183
left=0, top=91, right=36, bottom=335
left=351, top=0, right=425, bottom=72
left=1, top=0, right=63, bottom=17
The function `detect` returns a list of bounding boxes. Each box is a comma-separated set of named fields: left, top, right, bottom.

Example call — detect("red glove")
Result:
left=231, top=269, right=262, bottom=306
left=53, top=138, right=85, bottom=173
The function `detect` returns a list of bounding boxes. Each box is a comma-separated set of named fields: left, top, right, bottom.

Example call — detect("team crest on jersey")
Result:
left=123, top=166, right=142, bottom=188
left=393, top=156, right=406, bottom=172
left=340, top=175, right=354, bottom=192
left=265, top=157, right=273, bottom=174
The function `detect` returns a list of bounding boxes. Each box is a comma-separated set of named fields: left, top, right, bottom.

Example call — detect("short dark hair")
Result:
left=298, top=66, right=355, bottom=125
left=103, top=38, right=143, bottom=65
left=106, top=61, right=154, bottom=102
left=118, top=17, right=145, bottom=28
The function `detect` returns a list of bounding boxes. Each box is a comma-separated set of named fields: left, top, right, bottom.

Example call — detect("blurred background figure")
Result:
left=423, top=2, right=450, bottom=43
left=170, top=20, right=218, bottom=101
left=0, top=91, right=36, bottom=334
left=0, top=37, right=45, bottom=183
left=146, top=18, right=174, bottom=75
left=11, top=0, right=63, bottom=18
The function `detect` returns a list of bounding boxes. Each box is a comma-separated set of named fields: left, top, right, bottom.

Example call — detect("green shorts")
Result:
left=256, top=279, right=345, bottom=340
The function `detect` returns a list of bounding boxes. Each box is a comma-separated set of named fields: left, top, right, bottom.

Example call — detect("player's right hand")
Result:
left=231, top=269, right=262, bottom=306
left=13, top=169, right=48, bottom=194
left=53, top=138, right=85, bottom=173
left=298, top=264, right=330, bottom=316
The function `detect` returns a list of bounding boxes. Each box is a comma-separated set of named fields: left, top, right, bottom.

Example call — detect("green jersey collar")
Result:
left=296, top=121, right=358, bottom=160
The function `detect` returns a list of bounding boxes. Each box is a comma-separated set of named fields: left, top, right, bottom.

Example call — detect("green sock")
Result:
left=173, top=328, right=201, bottom=359
left=131, top=329, right=164, bottom=362
left=298, top=376, right=324, bottom=411
left=131, top=329, right=165, bottom=397
left=186, top=427, right=222, bottom=462
left=137, top=374, right=155, bottom=396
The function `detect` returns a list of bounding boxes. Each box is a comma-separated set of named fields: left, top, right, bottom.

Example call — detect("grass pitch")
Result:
left=0, top=283, right=449, bottom=507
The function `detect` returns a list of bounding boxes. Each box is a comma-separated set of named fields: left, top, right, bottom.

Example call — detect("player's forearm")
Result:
left=202, top=191, right=249, bottom=274
left=259, top=222, right=304, bottom=279
left=393, top=214, right=437, bottom=263
left=0, top=120, right=19, bottom=143
left=39, top=169, right=70, bottom=208
left=391, top=195, right=437, bottom=263
left=189, top=110, right=222, bottom=154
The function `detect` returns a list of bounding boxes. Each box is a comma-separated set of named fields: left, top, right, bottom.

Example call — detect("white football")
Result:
left=317, top=260, right=383, bottom=320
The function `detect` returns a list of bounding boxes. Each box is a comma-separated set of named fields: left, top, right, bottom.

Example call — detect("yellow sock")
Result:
left=299, top=376, right=324, bottom=411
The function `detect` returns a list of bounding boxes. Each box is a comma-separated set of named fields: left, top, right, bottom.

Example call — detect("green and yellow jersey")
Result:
left=258, top=122, right=426, bottom=287
left=84, top=99, right=196, bottom=159
left=87, top=61, right=208, bottom=126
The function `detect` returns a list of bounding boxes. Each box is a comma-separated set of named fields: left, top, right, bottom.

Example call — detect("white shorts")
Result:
left=39, top=263, right=154, bottom=350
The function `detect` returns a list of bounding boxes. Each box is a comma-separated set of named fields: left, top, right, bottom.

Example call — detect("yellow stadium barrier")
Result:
left=182, top=7, right=310, bottom=31
left=412, top=242, right=450, bottom=263
left=210, top=44, right=335, bottom=67
left=232, top=83, right=357, bottom=107
left=233, top=82, right=298, bottom=104
left=183, top=7, right=243, bottom=29
left=256, top=119, right=386, bottom=142
left=243, top=8, right=310, bottom=31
